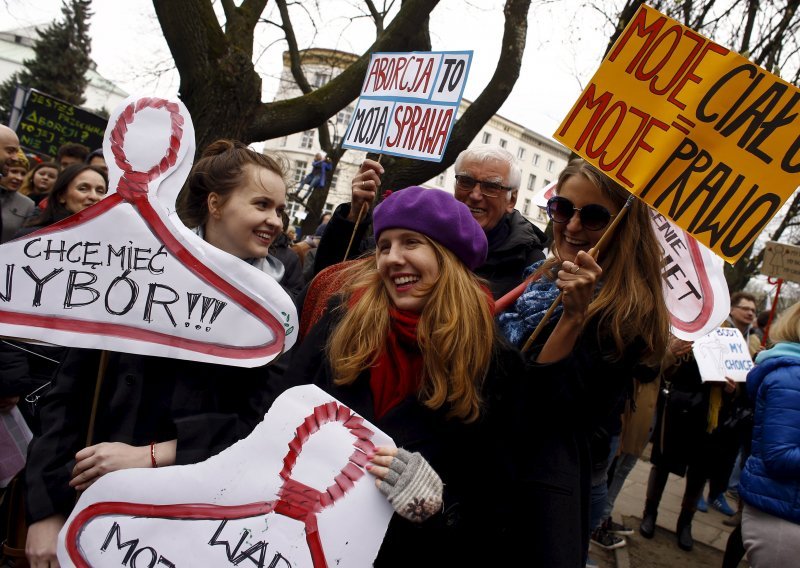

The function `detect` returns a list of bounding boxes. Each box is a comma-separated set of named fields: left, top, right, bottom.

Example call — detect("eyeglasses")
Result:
left=546, top=196, right=614, bottom=231
left=454, top=175, right=513, bottom=198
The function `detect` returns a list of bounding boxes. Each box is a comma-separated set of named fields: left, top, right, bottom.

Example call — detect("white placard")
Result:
left=0, top=96, right=297, bottom=367
left=651, top=210, right=730, bottom=341
left=693, top=327, right=754, bottom=382
left=59, top=385, right=395, bottom=568
left=342, top=51, right=472, bottom=162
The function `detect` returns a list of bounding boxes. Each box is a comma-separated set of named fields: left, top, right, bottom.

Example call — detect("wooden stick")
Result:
left=343, top=201, right=368, bottom=261
left=85, top=350, right=110, bottom=447
left=521, top=195, right=636, bottom=353
left=343, top=154, right=383, bottom=261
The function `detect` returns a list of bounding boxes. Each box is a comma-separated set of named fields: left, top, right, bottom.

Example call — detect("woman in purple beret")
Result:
left=283, top=185, right=523, bottom=566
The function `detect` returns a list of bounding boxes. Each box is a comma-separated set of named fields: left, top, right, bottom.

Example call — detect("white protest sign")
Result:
left=650, top=210, right=730, bottom=341
left=693, top=327, right=754, bottom=382
left=59, top=385, right=395, bottom=568
left=0, top=96, right=297, bottom=367
left=342, top=51, right=472, bottom=162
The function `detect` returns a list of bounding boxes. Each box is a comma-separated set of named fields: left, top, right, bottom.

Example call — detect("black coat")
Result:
left=281, top=303, right=525, bottom=567
left=0, top=339, right=66, bottom=434
left=509, top=319, right=647, bottom=568
left=24, top=349, right=282, bottom=524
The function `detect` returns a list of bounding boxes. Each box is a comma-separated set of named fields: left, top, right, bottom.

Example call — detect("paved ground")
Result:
left=588, top=448, right=748, bottom=567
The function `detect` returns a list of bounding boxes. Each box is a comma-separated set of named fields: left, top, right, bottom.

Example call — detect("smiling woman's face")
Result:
left=60, top=170, right=107, bottom=213
left=376, top=228, right=440, bottom=313
left=552, top=174, right=619, bottom=261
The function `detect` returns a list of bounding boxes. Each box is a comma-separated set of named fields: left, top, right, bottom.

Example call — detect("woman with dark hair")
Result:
left=498, top=158, right=670, bottom=566
left=19, top=161, right=59, bottom=206
left=16, top=163, right=107, bottom=237
left=24, top=140, right=296, bottom=568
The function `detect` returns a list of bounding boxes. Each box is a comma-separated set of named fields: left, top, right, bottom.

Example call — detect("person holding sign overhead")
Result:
left=312, top=144, right=547, bottom=299
left=23, top=141, right=296, bottom=568
left=497, top=158, right=670, bottom=566
left=282, top=186, right=524, bottom=566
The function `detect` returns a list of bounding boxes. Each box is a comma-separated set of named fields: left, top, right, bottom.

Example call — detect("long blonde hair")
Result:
left=327, top=239, right=495, bottom=422
left=768, top=302, right=800, bottom=344
left=545, top=159, right=670, bottom=365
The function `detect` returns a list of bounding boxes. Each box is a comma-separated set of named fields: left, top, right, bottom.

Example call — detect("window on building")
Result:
left=436, top=173, right=446, bottom=186
left=532, top=153, right=540, bottom=166
left=337, top=108, right=353, bottom=125
left=300, top=130, right=314, bottom=149
left=499, top=138, right=507, bottom=148
left=312, top=72, right=330, bottom=88
left=536, top=208, right=547, bottom=223
left=287, top=202, right=301, bottom=219
left=293, top=160, right=306, bottom=185
left=523, top=198, right=531, bottom=215
left=330, top=172, right=339, bottom=190
left=546, top=159, right=555, bottom=172
left=277, top=136, right=287, bottom=147
left=482, top=132, right=491, bottom=144
left=517, top=147, right=526, bottom=160
left=543, top=179, right=551, bottom=187
left=323, top=202, right=334, bottom=216
left=527, top=174, right=537, bottom=191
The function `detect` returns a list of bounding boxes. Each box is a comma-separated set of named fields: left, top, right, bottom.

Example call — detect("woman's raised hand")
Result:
left=348, top=159, right=383, bottom=222
left=556, top=250, right=602, bottom=325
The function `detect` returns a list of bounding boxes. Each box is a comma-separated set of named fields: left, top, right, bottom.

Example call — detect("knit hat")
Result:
left=373, top=186, right=487, bottom=270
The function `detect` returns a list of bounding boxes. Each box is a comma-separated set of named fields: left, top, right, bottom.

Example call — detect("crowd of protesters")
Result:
left=0, top=131, right=797, bottom=568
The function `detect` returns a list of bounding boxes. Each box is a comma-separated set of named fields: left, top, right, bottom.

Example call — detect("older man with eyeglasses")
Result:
left=312, top=145, right=546, bottom=298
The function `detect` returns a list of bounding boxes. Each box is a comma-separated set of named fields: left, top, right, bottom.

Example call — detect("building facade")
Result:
left=0, top=26, right=128, bottom=115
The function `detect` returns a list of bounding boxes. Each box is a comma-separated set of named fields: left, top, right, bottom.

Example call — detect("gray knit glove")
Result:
left=378, top=448, right=443, bottom=523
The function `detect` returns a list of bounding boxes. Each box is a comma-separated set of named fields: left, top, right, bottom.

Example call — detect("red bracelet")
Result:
left=150, top=441, right=158, bottom=468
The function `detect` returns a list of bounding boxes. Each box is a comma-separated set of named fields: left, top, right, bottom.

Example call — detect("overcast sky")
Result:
left=4, top=1, right=796, bottom=298
left=0, top=0, right=615, bottom=141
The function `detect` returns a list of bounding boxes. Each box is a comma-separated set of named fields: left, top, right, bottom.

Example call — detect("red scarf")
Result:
left=370, top=308, right=423, bottom=419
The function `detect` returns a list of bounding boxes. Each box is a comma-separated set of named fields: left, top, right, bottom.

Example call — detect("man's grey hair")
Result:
left=454, top=144, right=521, bottom=191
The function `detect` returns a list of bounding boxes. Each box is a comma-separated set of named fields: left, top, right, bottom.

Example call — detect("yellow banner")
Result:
left=555, top=4, right=800, bottom=263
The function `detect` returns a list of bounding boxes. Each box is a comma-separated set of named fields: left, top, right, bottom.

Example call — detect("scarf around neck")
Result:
left=370, top=307, right=423, bottom=419
left=497, top=260, right=563, bottom=347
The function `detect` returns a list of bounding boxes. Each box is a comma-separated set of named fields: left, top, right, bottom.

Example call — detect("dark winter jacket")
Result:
left=0, top=340, right=66, bottom=434
left=313, top=203, right=546, bottom=298
left=740, top=346, right=800, bottom=524
left=269, top=232, right=305, bottom=303
left=24, top=349, right=283, bottom=524
left=281, top=300, right=525, bottom=567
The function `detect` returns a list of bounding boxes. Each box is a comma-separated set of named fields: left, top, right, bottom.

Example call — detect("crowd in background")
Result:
left=0, top=127, right=797, bottom=568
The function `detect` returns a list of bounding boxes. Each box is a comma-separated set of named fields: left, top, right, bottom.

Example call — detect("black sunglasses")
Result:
left=546, top=196, right=614, bottom=231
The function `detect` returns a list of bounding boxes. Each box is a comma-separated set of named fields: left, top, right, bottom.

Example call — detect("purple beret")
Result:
left=373, top=186, right=488, bottom=270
